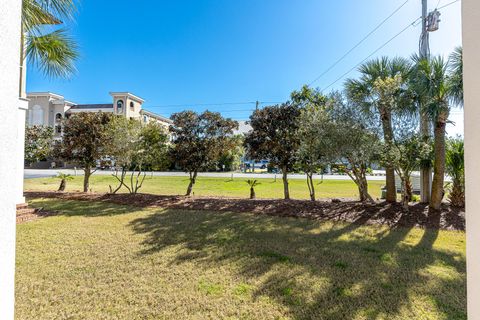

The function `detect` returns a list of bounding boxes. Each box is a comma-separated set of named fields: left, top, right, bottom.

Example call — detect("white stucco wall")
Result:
left=0, top=0, right=23, bottom=318
left=463, top=0, right=480, bottom=319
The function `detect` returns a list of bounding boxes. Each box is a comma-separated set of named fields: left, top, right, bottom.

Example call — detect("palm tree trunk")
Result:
left=430, top=114, right=447, bottom=210
left=380, top=108, right=396, bottom=203
left=449, top=180, right=465, bottom=207
left=282, top=166, right=290, bottom=200
left=420, top=114, right=432, bottom=203
left=58, top=179, right=66, bottom=191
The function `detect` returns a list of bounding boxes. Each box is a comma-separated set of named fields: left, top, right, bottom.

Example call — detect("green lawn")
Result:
left=24, top=175, right=385, bottom=200
left=16, top=198, right=466, bottom=319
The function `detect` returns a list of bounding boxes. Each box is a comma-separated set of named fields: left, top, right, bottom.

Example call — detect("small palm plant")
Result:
left=246, top=179, right=260, bottom=199
left=56, top=172, right=73, bottom=192
left=445, top=138, right=464, bottom=207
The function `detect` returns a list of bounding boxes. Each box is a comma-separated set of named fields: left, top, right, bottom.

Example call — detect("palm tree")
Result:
left=22, top=0, right=79, bottom=79
left=411, top=55, right=453, bottom=210
left=445, top=138, right=464, bottom=207
left=56, top=172, right=73, bottom=191
left=449, top=47, right=463, bottom=106
left=246, top=179, right=260, bottom=199
left=345, top=57, right=412, bottom=203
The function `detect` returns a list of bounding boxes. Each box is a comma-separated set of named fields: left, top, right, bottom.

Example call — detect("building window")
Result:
left=55, top=125, right=62, bottom=134
left=143, top=115, right=148, bottom=123
left=117, top=100, right=124, bottom=113
left=31, top=105, right=44, bottom=125
left=55, top=113, right=62, bottom=122
left=130, top=101, right=134, bottom=110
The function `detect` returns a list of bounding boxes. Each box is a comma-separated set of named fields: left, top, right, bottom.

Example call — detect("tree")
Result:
left=381, top=125, right=432, bottom=211
left=170, top=111, right=238, bottom=196
left=22, top=0, right=79, bottom=78
left=105, top=116, right=142, bottom=194
left=445, top=137, right=464, bottom=207
left=106, top=117, right=169, bottom=194
left=412, top=55, right=455, bottom=210
left=139, top=122, right=170, bottom=172
left=246, top=179, right=260, bottom=199
left=328, top=94, right=380, bottom=202
left=449, top=47, right=463, bottom=106
left=345, top=57, right=412, bottom=203
left=55, top=112, right=112, bottom=192
left=56, top=172, right=73, bottom=191
left=218, top=135, right=245, bottom=171
left=292, top=86, right=329, bottom=201
left=24, top=125, right=54, bottom=165
left=244, top=103, right=301, bottom=200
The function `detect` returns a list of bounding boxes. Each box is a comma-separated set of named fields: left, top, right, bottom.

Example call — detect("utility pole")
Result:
left=419, top=0, right=432, bottom=203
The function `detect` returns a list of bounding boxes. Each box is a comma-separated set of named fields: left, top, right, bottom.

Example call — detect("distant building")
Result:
left=26, top=91, right=172, bottom=138
left=233, top=120, right=252, bottom=135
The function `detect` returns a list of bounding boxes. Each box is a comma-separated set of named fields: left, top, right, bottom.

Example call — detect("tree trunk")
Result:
left=83, top=165, right=91, bottom=192
left=380, top=107, right=396, bottom=203
left=186, top=170, right=197, bottom=196
left=430, top=116, right=447, bottom=210
left=282, top=166, right=290, bottom=200
left=405, top=177, right=413, bottom=202
left=357, top=176, right=373, bottom=203
left=58, top=179, right=66, bottom=192
left=306, top=172, right=315, bottom=201
left=250, top=187, right=256, bottom=199
left=385, top=166, right=396, bottom=203
left=110, top=167, right=127, bottom=194
left=449, top=180, right=465, bottom=207
left=420, top=109, right=432, bottom=204
left=400, top=177, right=410, bottom=212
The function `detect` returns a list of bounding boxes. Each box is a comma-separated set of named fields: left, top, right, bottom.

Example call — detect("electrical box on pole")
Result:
left=427, top=9, right=441, bottom=32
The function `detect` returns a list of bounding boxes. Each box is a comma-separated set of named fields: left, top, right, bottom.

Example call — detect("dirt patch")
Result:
left=24, top=191, right=465, bottom=231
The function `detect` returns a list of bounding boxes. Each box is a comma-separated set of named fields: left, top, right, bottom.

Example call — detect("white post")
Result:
left=463, top=0, right=480, bottom=318
left=0, top=0, right=23, bottom=318
left=16, top=104, right=27, bottom=204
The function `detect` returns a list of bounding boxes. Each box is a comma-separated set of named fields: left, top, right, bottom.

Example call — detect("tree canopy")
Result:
left=170, top=110, right=238, bottom=196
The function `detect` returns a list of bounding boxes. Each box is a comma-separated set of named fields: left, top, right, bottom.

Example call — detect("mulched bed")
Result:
left=24, top=191, right=465, bottom=231
left=16, top=208, right=57, bottom=224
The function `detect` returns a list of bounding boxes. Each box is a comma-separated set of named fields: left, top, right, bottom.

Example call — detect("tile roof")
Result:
left=140, top=109, right=173, bottom=123
left=71, top=104, right=114, bottom=109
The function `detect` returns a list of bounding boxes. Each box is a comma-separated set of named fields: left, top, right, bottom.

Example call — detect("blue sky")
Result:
left=27, top=0, right=463, bottom=134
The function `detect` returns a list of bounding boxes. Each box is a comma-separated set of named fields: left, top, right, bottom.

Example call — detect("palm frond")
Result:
left=449, top=46, right=463, bottom=106
left=26, top=28, right=79, bottom=79
left=22, top=0, right=62, bottom=31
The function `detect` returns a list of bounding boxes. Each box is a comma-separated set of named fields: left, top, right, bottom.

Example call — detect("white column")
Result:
left=463, top=0, right=480, bottom=319
left=16, top=101, right=28, bottom=204
left=0, top=0, right=23, bottom=319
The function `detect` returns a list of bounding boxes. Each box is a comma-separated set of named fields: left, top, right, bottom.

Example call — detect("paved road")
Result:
left=24, top=168, right=387, bottom=181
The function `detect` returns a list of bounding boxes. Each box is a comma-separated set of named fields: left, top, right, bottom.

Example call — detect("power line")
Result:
left=148, top=101, right=256, bottom=108
left=320, top=16, right=422, bottom=92
left=146, top=101, right=283, bottom=110
left=319, top=1, right=460, bottom=92
left=437, top=0, right=460, bottom=10
left=308, top=0, right=411, bottom=86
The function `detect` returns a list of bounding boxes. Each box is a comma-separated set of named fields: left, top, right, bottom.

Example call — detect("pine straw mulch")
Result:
left=24, top=191, right=465, bottom=231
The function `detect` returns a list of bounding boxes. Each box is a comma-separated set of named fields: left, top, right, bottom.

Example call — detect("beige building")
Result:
left=26, top=91, right=172, bottom=138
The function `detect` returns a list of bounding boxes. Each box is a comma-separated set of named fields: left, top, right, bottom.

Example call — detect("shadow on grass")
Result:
left=129, top=207, right=466, bottom=319
left=29, top=199, right=137, bottom=217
